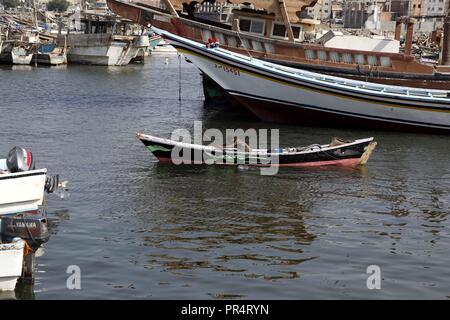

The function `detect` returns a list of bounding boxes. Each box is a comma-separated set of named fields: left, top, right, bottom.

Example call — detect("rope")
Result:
left=236, top=28, right=252, bottom=59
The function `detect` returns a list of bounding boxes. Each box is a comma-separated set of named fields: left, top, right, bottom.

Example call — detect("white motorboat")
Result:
left=0, top=41, right=33, bottom=65
left=0, top=147, right=68, bottom=215
left=0, top=238, right=25, bottom=292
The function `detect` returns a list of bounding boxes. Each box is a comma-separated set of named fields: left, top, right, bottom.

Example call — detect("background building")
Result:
left=307, top=0, right=333, bottom=20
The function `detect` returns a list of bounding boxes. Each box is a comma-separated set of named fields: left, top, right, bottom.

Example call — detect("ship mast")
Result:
left=442, top=7, right=450, bottom=65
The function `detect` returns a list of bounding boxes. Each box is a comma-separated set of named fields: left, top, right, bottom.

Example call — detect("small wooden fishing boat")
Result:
left=0, top=41, right=33, bottom=65
left=137, top=133, right=377, bottom=167
left=33, top=43, right=67, bottom=66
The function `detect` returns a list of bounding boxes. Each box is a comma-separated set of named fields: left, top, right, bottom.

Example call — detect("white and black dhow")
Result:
left=156, top=28, right=450, bottom=134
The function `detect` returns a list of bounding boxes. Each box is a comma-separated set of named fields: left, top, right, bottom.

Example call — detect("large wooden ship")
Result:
left=106, top=0, right=450, bottom=89
left=157, top=28, right=450, bottom=133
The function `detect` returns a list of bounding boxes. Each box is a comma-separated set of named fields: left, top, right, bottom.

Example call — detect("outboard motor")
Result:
left=45, top=174, right=69, bottom=198
left=6, top=146, right=35, bottom=173
left=1, top=213, right=49, bottom=250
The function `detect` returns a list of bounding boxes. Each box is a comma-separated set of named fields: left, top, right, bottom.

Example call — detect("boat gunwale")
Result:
left=0, top=168, right=47, bottom=180
left=137, top=133, right=374, bottom=156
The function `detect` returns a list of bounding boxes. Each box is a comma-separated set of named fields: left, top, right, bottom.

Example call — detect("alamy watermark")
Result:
left=66, top=265, right=81, bottom=290
left=169, top=121, right=280, bottom=175
left=366, top=265, right=381, bottom=290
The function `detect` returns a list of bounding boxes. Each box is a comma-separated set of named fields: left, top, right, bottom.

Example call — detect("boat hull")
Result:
left=231, top=94, right=450, bottom=134
left=67, top=43, right=139, bottom=66
left=0, top=52, right=33, bottom=65
left=162, top=32, right=450, bottom=133
left=33, top=53, right=67, bottom=66
left=60, top=34, right=144, bottom=66
left=0, top=239, right=25, bottom=292
left=0, top=169, right=47, bottom=215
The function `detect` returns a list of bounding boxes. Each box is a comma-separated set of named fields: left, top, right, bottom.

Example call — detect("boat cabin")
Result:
left=231, top=8, right=320, bottom=42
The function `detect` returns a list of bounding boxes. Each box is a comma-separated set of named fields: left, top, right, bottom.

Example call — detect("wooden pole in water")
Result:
left=33, top=0, right=38, bottom=67
left=178, top=53, right=182, bottom=101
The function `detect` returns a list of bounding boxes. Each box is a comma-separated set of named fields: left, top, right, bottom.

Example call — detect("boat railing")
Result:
left=257, top=60, right=449, bottom=100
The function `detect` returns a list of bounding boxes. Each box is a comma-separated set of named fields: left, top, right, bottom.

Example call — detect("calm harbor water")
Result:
left=0, top=54, right=449, bottom=299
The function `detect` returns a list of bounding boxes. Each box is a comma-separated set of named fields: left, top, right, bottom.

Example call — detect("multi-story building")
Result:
left=394, top=0, right=448, bottom=18
left=422, top=0, right=447, bottom=16
left=341, top=0, right=387, bottom=28
left=410, top=0, right=424, bottom=16
left=307, top=0, right=333, bottom=20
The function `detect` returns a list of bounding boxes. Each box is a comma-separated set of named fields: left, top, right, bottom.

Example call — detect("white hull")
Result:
left=158, top=29, right=450, bottom=132
left=0, top=166, right=47, bottom=215
left=64, top=34, right=148, bottom=66
left=11, top=51, right=33, bottom=65
left=34, top=53, right=67, bottom=66
left=0, top=52, right=33, bottom=65
left=0, top=239, right=25, bottom=292
left=67, top=42, right=140, bottom=66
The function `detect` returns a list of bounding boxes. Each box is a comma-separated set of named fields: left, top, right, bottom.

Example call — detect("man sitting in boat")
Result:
left=217, top=136, right=252, bottom=152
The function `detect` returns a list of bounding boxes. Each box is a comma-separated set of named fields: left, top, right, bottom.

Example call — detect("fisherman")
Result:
left=232, top=136, right=251, bottom=152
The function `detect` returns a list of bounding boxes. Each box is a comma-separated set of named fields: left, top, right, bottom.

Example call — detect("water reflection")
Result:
left=129, top=163, right=336, bottom=281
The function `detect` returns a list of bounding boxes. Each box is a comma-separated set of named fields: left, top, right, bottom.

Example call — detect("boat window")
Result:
left=272, top=23, right=286, bottom=37
left=292, top=26, right=301, bottom=39
left=239, top=18, right=265, bottom=35
left=250, top=20, right=265, bottom=34
left=239, top=19, right=251, bottom=32
left=271, top=22, right=302, bottom=40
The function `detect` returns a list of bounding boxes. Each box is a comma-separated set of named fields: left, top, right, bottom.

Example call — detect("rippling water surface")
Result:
left=0, top=54, right=449, bottom=299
